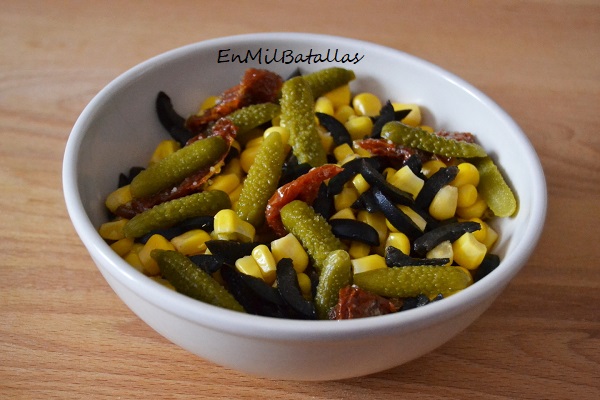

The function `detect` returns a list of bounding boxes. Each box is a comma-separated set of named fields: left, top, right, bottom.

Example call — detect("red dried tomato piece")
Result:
left=355, top=138, right=425, bottom=163
left=330, top=285, right=398, bottom=320
left=265, top=164, right=343, bottom=236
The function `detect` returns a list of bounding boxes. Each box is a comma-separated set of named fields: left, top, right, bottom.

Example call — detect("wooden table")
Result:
left=1, top=1, right=598, bottom=398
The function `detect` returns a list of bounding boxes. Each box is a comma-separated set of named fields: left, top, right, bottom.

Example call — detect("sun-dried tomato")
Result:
left=355, top=138, right=427, bottom=164
left=185, top=68, right=283, bottom=137
left=265, top=164, right=343, bottom=236
left=329, top=285, right=399, bottom=320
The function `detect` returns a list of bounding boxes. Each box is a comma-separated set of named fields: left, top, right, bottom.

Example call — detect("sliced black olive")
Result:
left=118, top=166, right=145, bottom=188
left=188, top=254, right=223, bottom=275
left=312, top=182, right=335, bottom=220
left=279, top=153, right=312, bottom=186
left=401, top=294, right=431, bottom=311
left=384, top=246, right=449, bottom=267
left=358, top=158, right=414, bottom=206
left=370, top=100, right=395, bottom=139
left=414, top=165, right=459, bottom=210
left=404, top=154, right=426, bottom=180
left=329, top=219, right=380, bottom=246
left=394, top=108, right=412, bottom=122
left=473, top=253, right=500, bottom=282
left=137, top=216, right=215, bottom=243
left=367, top=187, right=423, bottom=240
left=276, top=258, right=317, bottom=320
left=412, top=221, right=481, bottom=256
left=204, top=240, right=262, bottom=266
left=316, top=112, right=352, bottom=146
left=155, top=91, right=195, bottom=146
left=326, top=157, right=365, bottom=196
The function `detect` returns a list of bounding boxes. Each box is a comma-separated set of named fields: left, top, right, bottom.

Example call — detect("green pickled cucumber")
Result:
left=124, top=190, right=231, bottom=238
left=234, top=131, right=285, bottom=227
left=474, top=156, right=517, bottom=217
left=227, top=103, right=281, bottom=145
left=353, top=266, right=472, bottom=298
left=302, top=67, right=356, bottom=99
left=279, top=76, right=327, bottom=167
left=130, top=135, right=228, bottom=198
left=280, top=200, right=344, bottom=272
left=381, top=121, right=487, bottom=158
left=151, top=249, right=245, bottom=312
left=314, top=250, right=352, bottom=319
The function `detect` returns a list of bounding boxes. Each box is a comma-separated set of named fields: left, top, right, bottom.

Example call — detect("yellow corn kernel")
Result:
left=457, top=183, right=478, bottom=208
left=150, top=139, right=181, bottom=164
left=349, top=241, right=371, bottom=259
left=388, top=166, right=425, bottom=199
left=213, top=209, right=255, bottom=243
left=319, top=129, right=334, bottom=153
left=465, top=217, right=488, bottom=243
left=344, top=115, right=373, bottom=140
left=352, top=254, right=387, bottom=275
left=150, top=276, right=176, bottom=290
left=334, top=104, right=356, bottom=123
left=222, top=157, right=244, bottom=179
left=352, top=173, right=370, bottom=194
left=383, top=167, right=397, bottom=182
left=399, top=205, right=427, bottom=232
left=110, top=237, right=134, bottom=257
left=352, top=93, right=382, bottom=117
left=270, top=233, right=309, bottom=273
left=334, top=186, right=360, bottom=211
left=452, top=232, right=487, bottom=270
left=429, top=185, right=458, bottom=220
left=392, top=103, right=421, bottom=126
left=228, top=183, right=243, bottom=205
left=421, top=159, right=447, bottom=178
left=170, top=229, right=211, bottom=256
left=333, top=143, right=355, bottom=163
left=451, top=162, right=480, bottom=187
left=105, top=185, right=133, bottom=214
left=315, top=96, right=335, bottom=115
left=235, top=255, right=263, bottom=280
left=124, top=250, right=144, bottom=273
left=205, top=173, right=240, bottom=194
left=419, top=125, right=435, bottom=133
left=138, top=234, right=176, bottom=276
left=330, top=208, right=356, bottom=220
left=245, top=135, right=264, bottom=149
left=297, top=272, right=313, bottom=300
left=480, top=223, right=498, bottom=250
left=197, top=95, right=219, bottom=113
left=357, top=210, right=388, bottom=246
left=324, top=84, right=352, bottom=108
left=264, top=126, right=290, bottom=146
left=252, top=244, right=277, bottom=285
left=353, top=145, right=372, bottom=158
left=240, top=145, right=261, bottom=173
left=426, top=240, right=453, bottom=265
left=385, top=232, right=411, bottom=255
left=99, top=219, right=129, bottom=241
left=456, top=196, right=488, bottom=219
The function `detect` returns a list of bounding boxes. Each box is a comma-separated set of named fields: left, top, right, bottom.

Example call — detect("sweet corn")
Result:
left=270, top=233, right=309, bottom=273
left=228, top=183, right=243, bottom=205
left=138, top=234, right=175, bottom=276
left=212, top=209, right=255, bottom=243
left=334, top=186, right=360, bottom=211
left=110, top=237, right=134, bottom=257
left=392, top=103, right=421, bottom=126
left=245, top=135, right=264, bottom=149
left=429, top=185, right=458, bottom=220
left=252, top=244, right=278, bottom=284
left=324, top=84, right=351, bottom=108
left=105, top=185, right=133, bottom=213
left=385, top=232, right=411, bottom=255
left=479, top=222, right=498, bottom=250
left=330, top=208, right=356, bottom=220
left=240, top=145, right=261, bottom=173
left=352, top=93, right=382, bottom=117
left=150, top=139, right=181, bottom=164
left=452, top=232, right=487, bottom=270
left=319, top=129, right=334, bottom=153
left=334, top=104, right=356, bottom=123
left=297, top=272, right=313, bottom=300
left=467, top=217, right=488, bottom=243
left=421, top=159, right=447, bottom=178
left=235, top=255, right=263, bottom=280
left=349, top=240, right=371, bottom=259
left=456, top=196, right=488, bottom=219
left=170, top=229, right=211, bottom=256
left=457, top=183, right=478, bottom=208
left=124, top=250, right=144, bottom=273
left=315, top=96, right=335, bottom=115
left=388, top=166, right=425, bottom=198
left=357, top=210, right=388, bottom=245
left=344, top=116, right=373, bottom=140
left=197, top=95, right=219, bottom=113
left=419, top=125, right=435, bottom=133
left=205, top=173, right=240, bottom=194
left=426, top=240, right=453, bottom=266
left=221, top=157, right=244, bottom=179
left=451, top=162, right=480, bottom=187
left=99, top=219, right=129, bottom=241
left=398, top=205, right=427, bottom=232
left=352, top=173, right=370, bottom=194
left=264, top=126, right=290, bottom=146
left=351, top=254, right=387, bottom=274
left=333, top=143, right=355, bottom=163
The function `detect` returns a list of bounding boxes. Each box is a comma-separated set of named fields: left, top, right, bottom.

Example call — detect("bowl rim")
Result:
left=63, top=32, right=547, bottom=342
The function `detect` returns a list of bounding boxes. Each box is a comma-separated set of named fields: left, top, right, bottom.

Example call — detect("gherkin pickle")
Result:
left=227, top=103, right=281, bottom=145
left=315, top=250, right=352, bottom=319
left=151, top=249, right=245, bottom=312
left=124, top=190, right=231, bottom=238
left=279, top=76, right=327, bottom=167
left=235, top=131, right=285, bottom=227
left=381, top=121, right=487, bottom=159
left=302, top=67, right=356, bottom=99
left=474, top=156, right=517, bottom=217
left=130, top=135, right=228, bottom=198
left=280, top=200, right=344, bottom=272
left=353, top=266, right=472, bottom=298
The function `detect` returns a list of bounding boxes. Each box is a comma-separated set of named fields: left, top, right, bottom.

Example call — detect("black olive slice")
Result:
left=204, top=240, right=262, bottom=266
left=473, top=253, right=501, bottom=282
left=370, top=101, right=395, bottom=139
left=316, top=112, right=352, bottom=146
left=276, top=258, right=317, bottom=320
left=414, top=166, right=459, bottom=210
left=155, top=91, right=195, bottom=146
left=384, top=246, right=449, bottom=267
left=329, top=219, right=380, bottom=246
left=412, top=221, right=481, bottom=256
left=367, top=187, right=423, bottom=240
left=188, top=254, right=223, bottom=275
left=358, top=158, right=414, bottom=206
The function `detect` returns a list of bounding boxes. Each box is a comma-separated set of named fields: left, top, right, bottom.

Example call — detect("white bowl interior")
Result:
left=63, top=33, right=546, bottom=379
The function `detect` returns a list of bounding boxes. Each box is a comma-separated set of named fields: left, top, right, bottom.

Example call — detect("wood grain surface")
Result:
left=1, top=1, right=598, bottom=398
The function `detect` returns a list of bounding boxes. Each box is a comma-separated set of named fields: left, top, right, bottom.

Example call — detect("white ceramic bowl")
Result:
left=63, top=32, right=546, bottom=380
